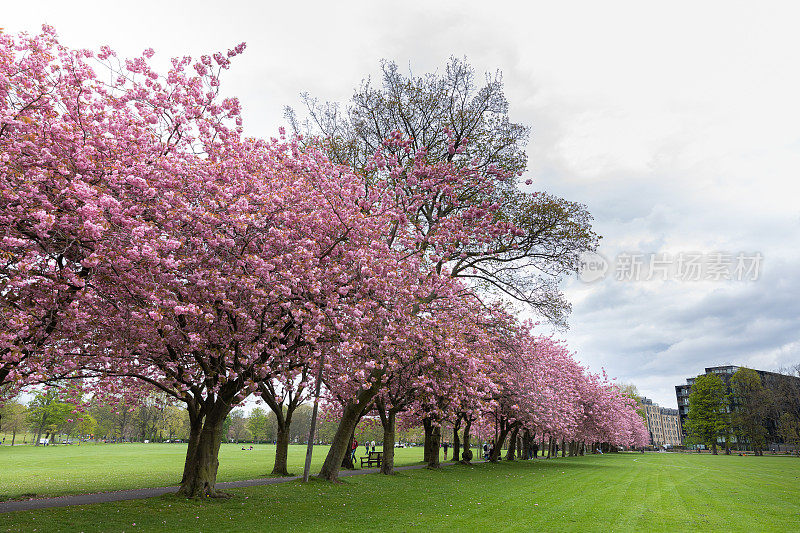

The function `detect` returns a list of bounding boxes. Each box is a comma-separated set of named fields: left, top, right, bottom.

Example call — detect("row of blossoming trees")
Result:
left=0, top=28, right=648, bottom=498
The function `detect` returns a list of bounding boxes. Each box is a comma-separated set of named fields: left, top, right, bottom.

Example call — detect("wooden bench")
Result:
left=360, top=450, right=382, bottom=468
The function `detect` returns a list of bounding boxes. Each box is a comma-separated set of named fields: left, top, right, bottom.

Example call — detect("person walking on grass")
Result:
left=443, top=441, right=449, bottom=460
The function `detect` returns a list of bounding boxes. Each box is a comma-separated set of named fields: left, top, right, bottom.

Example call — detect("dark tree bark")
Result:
left=423, top=417, right=433, bottom=464
left=273, top=419, right=292, bottom=475
left=318, top=380, right=380, bottom=482
left=381, top=411, right=396, bottom=475
left=178, top=402, right=231, bottom=498
left=490, top=418, right=517, bottom=463
left=461, top=417, right=473, bottom=464
left=521, top=431, right=528, bottom=460
left=376, top=400, right=398, bottom=475
left=341, top=427, right=356, bottom=469
left=505, top=426, right=520, bottom=461
left=452, top=413, right=463, bottom=463
left=423, top=417, right=442, bottom=468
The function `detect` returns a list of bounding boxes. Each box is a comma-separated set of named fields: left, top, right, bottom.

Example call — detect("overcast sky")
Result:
left=6, top=1, right=800, bottom=407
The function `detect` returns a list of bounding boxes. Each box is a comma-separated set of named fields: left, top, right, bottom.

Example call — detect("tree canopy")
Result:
left=685, top=373, right=729, bottom=454
left=0, top=27, right=643, bottom=496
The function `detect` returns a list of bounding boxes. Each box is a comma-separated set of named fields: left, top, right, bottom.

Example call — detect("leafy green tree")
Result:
left=134, top=395, right=170, bottom=442
left=74, top=415, right=97, bottom=442
left=0, top=400, right=27, bottom=446
left=778, top=413, right=800, bottom=455
left=247, top=408, right=269, bottom=444
left=226, top=410, right=250, bottom=443
left=89, top=404, right=116, bottom=441
left=685, top=373, right=729, bottom=454
left=730, top=368, right=774, bottom=455
left=162, top=405, right=190, bottom=441
left=27, top=390, right=74, bottom=445
left=773, top=364, right=800, bottom=444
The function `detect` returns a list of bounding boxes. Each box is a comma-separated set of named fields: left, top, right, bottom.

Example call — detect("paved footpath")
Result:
left=0, top=460, right=474, bottom=514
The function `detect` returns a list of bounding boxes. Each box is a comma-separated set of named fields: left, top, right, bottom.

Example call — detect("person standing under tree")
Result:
left=443, top=441, right=449, bottom=459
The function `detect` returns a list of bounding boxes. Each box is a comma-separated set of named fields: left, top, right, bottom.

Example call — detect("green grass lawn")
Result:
left=2, top=452, right=799, bottom=532
left=0, top=442, right=441, bottom=500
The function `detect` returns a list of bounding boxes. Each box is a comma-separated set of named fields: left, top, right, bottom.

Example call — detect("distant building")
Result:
left=639, top=397, right=682, bottom=447
left=675, top=365, right=800, bottom=449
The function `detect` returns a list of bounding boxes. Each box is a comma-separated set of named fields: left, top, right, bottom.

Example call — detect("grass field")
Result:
left=1, top=452, right=799, bottom=532
left=0, top=442, right=444, bottom=500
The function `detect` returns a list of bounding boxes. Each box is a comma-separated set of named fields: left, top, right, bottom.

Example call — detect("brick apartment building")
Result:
left=639, top=397, right=682, bottom=447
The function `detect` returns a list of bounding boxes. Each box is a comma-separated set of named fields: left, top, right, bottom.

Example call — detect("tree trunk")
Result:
left=380, top=410, right=396, bottom=475
left=177, top=405, right=229, bottom=498
left=423, top=418, right=441, bottom=468
left=712, top=442, right=718, bottom=455
left=11, top=429, right=16, bottom=447
left=461, top=418, right=473, bottom=464
left=561, top=439, right=566, bottom=458
left=423, top=417, right=434, bottom=464
left=181, top=414, right=202, bottom=484
left=505, top=427, right=519, bottom=461
left=272, top=420, right=291, bottom=476
left=341, top=428, right=356, bottom=470
left=490, top=421, right=513, bottom=463
left=452, top=414, right=463, bottom=463
left=318, top=384, right=378, bottom=482
left=258, top=381, right=301, bottom=478
left=521, top=430, right=529, bottom=459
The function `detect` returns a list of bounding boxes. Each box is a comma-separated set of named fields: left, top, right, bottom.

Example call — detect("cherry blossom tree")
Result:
left=1, top=27, right=403, bottom=497
left=76, top=130, right=397, bottom=497
left=2, top=28, right=646, bottom=498
left=0, top=27, right=151, bottom=395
